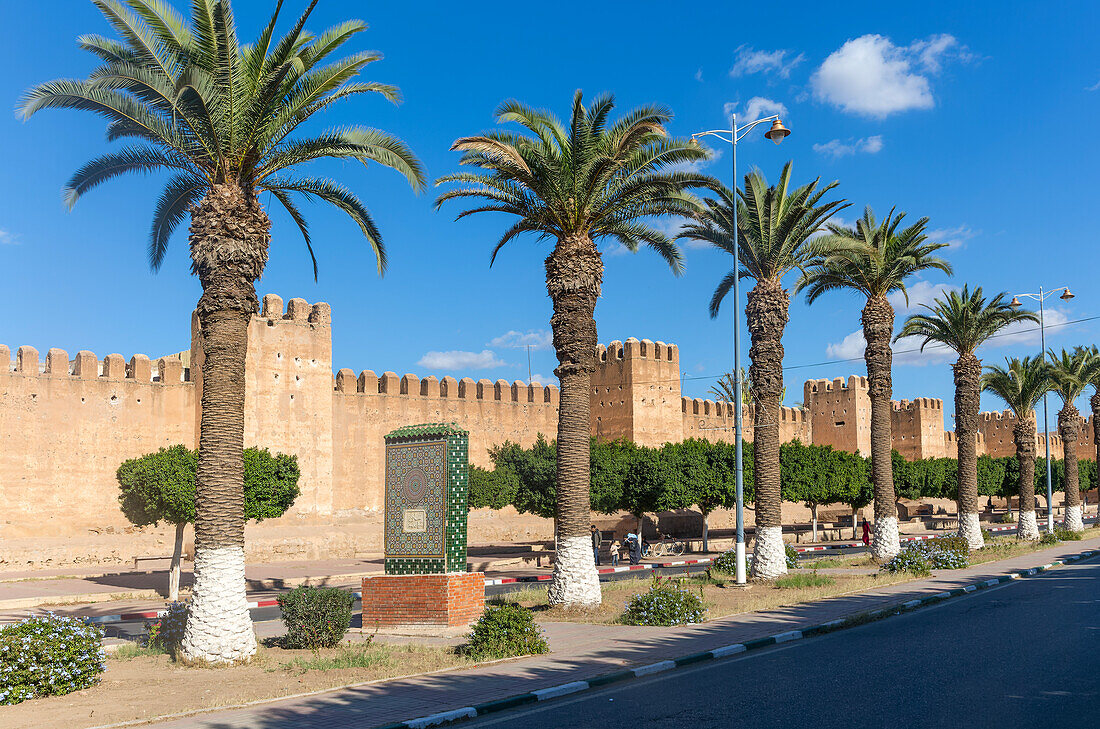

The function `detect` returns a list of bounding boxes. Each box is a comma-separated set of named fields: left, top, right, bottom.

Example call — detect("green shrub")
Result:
left=774, top=572, right=835, bottom=589
left=882, top=537, right=969, bottom=575
left=999, top=512, right=1015, bottom=524
left=0, top=614, right=105, bottom=705
left=1054, top=526, right=1083, bottom=541
left=464, top=604, right=548, bottom=660
left=621, top=577, right=706, bottom=626
left=785, top=544, right=799, bottom=569
left=1039, top=532, right=1060, bottom=546
left=712, top=550, right=739, bottom=575
left=468, top=466, right=520, bottom=510
left=277, top=586, right=355, bottom=649
left=145, top=601, right=188, bottom=656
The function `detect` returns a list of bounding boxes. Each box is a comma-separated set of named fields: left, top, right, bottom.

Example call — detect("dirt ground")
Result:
left=0, top=642, right=468, bottom=729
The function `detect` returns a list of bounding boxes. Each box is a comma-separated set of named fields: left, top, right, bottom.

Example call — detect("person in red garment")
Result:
left=862, top=518, right=871, bottom=546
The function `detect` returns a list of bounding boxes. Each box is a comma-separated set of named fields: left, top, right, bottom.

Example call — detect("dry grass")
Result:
left=0, top=641, right=467, bottom=729
left=972, top=525, right=1100, bottom=565
left=800, top=554, right=877, bottom=569
left=491, top=571, right=914, bottom=625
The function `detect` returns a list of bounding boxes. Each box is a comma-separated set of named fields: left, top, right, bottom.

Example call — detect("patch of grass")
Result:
left=802, top=554, right=876, bottom=569
left=109, top=642, right=162, bottom=660
left=774, top=572, right=835, bottom=589
left=280, top=642, right=458, bottom=673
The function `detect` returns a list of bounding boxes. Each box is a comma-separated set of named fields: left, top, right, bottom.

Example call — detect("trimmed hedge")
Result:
left=277, top=586, right=355, bottom=649
left=464, top=604, right=548, bottom=660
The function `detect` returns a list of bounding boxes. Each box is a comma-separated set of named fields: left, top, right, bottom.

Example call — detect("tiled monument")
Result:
left=362, top=423, right=485, bottom=628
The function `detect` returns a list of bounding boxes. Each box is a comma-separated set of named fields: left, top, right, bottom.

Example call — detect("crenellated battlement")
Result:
left=1, top=344, right=191, bottom=384
left=334, top=368, right=560, bottom=405
left=596, top=337, right=678, bottom=364
left=893, top=397, right=943, bottom=412
left=804, top=375, right=868, bottom=395
left=259, top=293, right=331, bottom=327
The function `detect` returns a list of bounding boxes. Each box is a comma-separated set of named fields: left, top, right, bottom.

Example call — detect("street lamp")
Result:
left=691, top=113, right=790, bottom=585
left=1011, top=285, right=1075, bottom=533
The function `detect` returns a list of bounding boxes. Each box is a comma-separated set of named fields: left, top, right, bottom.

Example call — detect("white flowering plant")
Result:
left=881, top=536, right=969, bottom=575
left=621, top=576, right=706, bottom=626
left=0, top=613, right=105, bottom=705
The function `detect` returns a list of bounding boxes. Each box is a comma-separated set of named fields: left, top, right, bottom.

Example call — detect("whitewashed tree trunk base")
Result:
left=1017, top=510, right=1040, bottom=541
left=1064, top=504, right=1084, bottom=532
left=751, top=526, right=787, bottom=580
left=870, top=516, right=899, bottom=562
left=181, top=546, right=257, bottom=665
left=959, top=512, right=984, bottom=550
left=547, top=534, right=601, bottom=607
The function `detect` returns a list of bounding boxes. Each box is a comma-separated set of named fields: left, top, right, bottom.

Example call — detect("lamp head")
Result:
left=1009, top=296, right=1022, bottom=308
left=764, top=118, right=791, bottom=145
left=1061, top=288, right=1075, bottom=301
left=690, top=136, right=700, bottom=147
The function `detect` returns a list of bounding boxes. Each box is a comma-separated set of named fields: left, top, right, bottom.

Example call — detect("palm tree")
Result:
left=1086, top=346, right=1100, bottom=518
left=21, top=0, right=424, bottom=664
left=897, top=286, right=1038, bottom=548
left=436, top=92, right=710, bottom=605
left=1048, top=347, right=1092, bottom=532
left=682, top=163, right=846, bottom=578
left=982, top=357, right=1053, bottom=540
left=797, top=208, right=950, bottom=561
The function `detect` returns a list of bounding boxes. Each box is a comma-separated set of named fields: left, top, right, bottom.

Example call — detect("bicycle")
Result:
left=641, top=534, right=686, bottom=558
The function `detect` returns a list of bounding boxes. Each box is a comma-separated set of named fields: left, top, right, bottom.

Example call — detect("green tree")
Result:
left=798, top=207, right=951, bottom=562
left=981, top=356, right=1053, bottom=539
left=436, top=92, right=709, bottom=606
left=492, top=436, right=557, bottom=519
left=23, top=0, right=425, bottom=664
left=468, top=465, right=520, bottom=510
left=1047, top=347, right=1093, bottom=532
left=898, top=285, right=1038, bottom=548
left=117, top=445, right=300, bottom=601
left=590, top=439, right=640, bottom=515
left=682, top=164, right=846, bottom=578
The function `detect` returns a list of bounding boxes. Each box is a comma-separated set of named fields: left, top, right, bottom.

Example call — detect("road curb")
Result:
left=373, top=547, right=1099, bottom=729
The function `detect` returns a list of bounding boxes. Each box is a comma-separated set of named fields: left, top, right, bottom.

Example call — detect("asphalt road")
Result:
left=464, top=556, right=1100, bottom=729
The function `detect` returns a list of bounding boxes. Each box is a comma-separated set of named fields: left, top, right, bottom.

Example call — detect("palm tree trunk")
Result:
left=1059, top=404, right=1084, bottom=532
left=746, top=279, right=788, bottom=578
left=1014, top=419, right=1039, bottom=540
left=1091, top=392, right=1100, bottom=525
left=953, top=353, right=984, bottom=549
left=862, top=295, right=900, bottom=561
left=168, top=522, right=185, bottom=602
left=181, top=184, right=269, bottom=664
left=545, top=234, right=603, bottom=607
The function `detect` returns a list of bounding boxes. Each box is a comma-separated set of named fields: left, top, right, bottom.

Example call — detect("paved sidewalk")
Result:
left=139, top=535, right=1100, bottom=729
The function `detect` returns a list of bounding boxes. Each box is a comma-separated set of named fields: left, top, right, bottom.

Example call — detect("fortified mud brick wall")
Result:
left=591, top=338, right=682, bottom=446
left=0, top=345, right=196, bottom=537
left=891, top=398, right=947, bottom=460
left=681, top=397, right=810, bottom=447
left=332, top=370, right=559, bottom=512
left=804, top=376, right=871, bottom=456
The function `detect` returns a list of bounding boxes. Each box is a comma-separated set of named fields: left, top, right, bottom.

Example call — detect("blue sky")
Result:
left=2, top=1, right=1099, bottom=423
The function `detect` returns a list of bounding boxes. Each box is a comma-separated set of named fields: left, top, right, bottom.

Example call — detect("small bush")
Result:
left=1054, top=526, right=1083, bottom=541
left=464, top=604, right=548, bottom=660
left=882, top=537, right=970, bottom=575
left=774, top=572, right=835, bottom=589
left=146, top=601, right=189, bottom=655
left=1039, top=532, right=1060, bottom=546
left=277, top=586, right=355, bottom=649
left=712, top=550, right=739, bottom=575
left=0, top=614, right=105, bottom=705
left=621, top=577, right=707, bottom=627
left=998, top=512, right=1016, bottom=524
left=785, top=544, right=799, bottom=569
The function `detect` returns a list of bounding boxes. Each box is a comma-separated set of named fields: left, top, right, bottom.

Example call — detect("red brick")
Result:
left=362, top=573, right=485, bottom=627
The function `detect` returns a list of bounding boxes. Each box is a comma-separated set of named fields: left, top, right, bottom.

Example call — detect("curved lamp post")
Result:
left=690, top=114, right=790, bottom=584
left=1011, top=286, right=1075, bottom=532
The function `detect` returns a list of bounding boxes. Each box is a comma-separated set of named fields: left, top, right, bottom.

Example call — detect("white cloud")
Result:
left=813, top=135, right=885, bottom=158
left=0, top=230, right=19, bottom=245
left=811, top=34, right=967, bottom=118
left=927, top=224, right=978, bottom=250
left=729, top=45, right=805, bottom=79
left=417, top=349, right=507, bottom=370
left=695, top=68, right=704, bottom=82
left=889, top=280, right=958, bottom=316
left=723, top=97, right=789, bottom=126
left=826, top=328, right=954, bottom=366
left=1088, top=79, right=1100, bottom=92
left=990, top=308, right=1069, bottom=348
left=528, top=373, right=556, bottom=386
left=488, top=330, right=553, bottom=350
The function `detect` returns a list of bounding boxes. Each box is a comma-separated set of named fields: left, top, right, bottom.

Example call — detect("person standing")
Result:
left=861, top=518, right=871, bottom=546
left=591, top=525, right=602, bottom=566
left=609, top=537, right=622, bottom=567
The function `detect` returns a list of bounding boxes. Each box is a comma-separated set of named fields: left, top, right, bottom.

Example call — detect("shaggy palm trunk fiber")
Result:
left=747, top=279, right=788, bottom=579
left=1014, top=419, right=1039, bottom=541
left=1059, top=405, right=1084, bottom=532
left=862, top=296, right=899, bottom=562
left=545, top=235, right=603, bottom=607
left=181, top=184, right=269, bottom=664
left=953, top=353, right=984, bottom=550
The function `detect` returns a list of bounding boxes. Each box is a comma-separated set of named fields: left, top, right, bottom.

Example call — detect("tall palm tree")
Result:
left=1086, top=346, right=1100, bottom=517
left=897, top=286, right=1038, bottom=548
left=797, top=208, right=950, bottom=561
left=682, top=163, right=846, bottom=578
left=436, top=92, right=710, bottom=605
left=982, top=357, right=1053, bottom=540
left=1048, top=347, right=1092, bottom=532
left=21, top=0, right=424, bottom=664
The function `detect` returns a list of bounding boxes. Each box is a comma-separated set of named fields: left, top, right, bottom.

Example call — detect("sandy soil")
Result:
left=0, top=642, right=467, bottom=729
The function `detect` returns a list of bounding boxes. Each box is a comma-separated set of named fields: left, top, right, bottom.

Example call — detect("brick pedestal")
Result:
left=362, top=572, right=485, bottom=628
